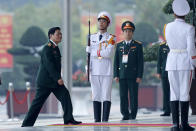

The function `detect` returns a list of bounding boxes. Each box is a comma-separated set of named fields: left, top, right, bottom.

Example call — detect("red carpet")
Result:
left=49, top=123, right=196, bottom=127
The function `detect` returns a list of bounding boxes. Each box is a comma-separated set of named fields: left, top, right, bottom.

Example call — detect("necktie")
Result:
left=99, top=35, right=102, bottom=41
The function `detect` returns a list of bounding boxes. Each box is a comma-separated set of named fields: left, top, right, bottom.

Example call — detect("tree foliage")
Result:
left=8, top=26, right=46, bottom=87
left=20, top=26, right=47, bottom=47
left=144, top=43, right=159, bottom=62
left=134, top=23, right=158, bottom=46
left=134, top=0, right=173, bottom=35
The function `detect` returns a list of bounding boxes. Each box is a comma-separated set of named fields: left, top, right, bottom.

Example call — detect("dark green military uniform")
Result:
left=22, top=40, right=74, bottom=126
left=114, top=40, right=144, bottom=120
left=157, top=42, right=170, bottom=115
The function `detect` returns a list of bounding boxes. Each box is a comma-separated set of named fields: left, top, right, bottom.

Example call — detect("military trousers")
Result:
left=161, top=77, right=170, bottom=113
left=168, top=70, right=192, bottom=101
left=22, top=85, right=73, bottom=126
left=90, top=75, right=113, bottom=102
left=119, top=79, right=138, bottom=119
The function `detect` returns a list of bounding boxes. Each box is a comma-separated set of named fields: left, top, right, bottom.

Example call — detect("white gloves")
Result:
left=86, top=46, right=91, bottom=53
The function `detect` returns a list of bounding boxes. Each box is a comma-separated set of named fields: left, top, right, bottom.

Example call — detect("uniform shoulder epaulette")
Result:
left=134, top=40, right=142, bottom=44
left=160, top=41, right=166, bottom=46
left=48, top=42, right=52, bottom=47
left=110, top=34, right=116, bottom=37
left=116, top=40, right=123, bottom=45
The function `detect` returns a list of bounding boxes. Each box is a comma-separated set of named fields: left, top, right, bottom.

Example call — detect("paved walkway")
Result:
left=0, top=112, right=196, bottom=131
left=1, top=88, right=196, bottom=130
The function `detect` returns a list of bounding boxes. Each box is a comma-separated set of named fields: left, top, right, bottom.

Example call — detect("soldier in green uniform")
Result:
left=21, top=27, right=81, bottom=127
left=114, top=21, right=144, bottom=120
left=157, top=41, right=170, bottom=116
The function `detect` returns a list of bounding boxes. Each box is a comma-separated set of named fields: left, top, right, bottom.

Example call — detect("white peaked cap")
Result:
left=97, top=11, right=112, bottom=26
left=172, top=0, right=190, bottom=16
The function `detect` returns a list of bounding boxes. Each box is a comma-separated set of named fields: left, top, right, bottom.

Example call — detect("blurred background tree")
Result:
left=8, top=26, right=47, bottom=88
left=134, top=23, right=158, bottom=47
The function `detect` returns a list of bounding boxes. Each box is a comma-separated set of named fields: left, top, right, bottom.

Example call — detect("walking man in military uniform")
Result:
left=165, top=0, right=196, bottom=130
left=86, top=11, right=116, bottom=122
left=157, top=41, right=170, bottom=116
left=114, top=21, right=144, bottom=120
left=22, top=27, right=81, bottom=127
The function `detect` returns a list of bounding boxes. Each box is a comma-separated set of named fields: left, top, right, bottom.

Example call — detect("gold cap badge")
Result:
left=48, top=43, right=52, bottom=47
left=126, top=23, right=130, bottom=26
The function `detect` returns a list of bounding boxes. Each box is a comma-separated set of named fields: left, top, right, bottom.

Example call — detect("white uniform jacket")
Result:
left=165, top=18, right=196, bottom=71
left=89, top=32, right=116, bottom=76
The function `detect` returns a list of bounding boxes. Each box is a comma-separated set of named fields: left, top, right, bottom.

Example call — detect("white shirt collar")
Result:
left=125, top=39, right=132, bottom=44
left=50, top=39, right=58, bottom=46
left=175, top=18, right=185, bottom=22
left=98, top=31, right=108, bottom=37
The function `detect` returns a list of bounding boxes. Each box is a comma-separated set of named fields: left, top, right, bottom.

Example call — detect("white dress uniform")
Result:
left=165, top=1, right=196, bottom=130
left=165, top=19, right=196, bottom=101
left=165, top=1, right=196, bottom=102
left=86, top=11, right=116, bottom=122
left=89, top=32, right=116, bottom=102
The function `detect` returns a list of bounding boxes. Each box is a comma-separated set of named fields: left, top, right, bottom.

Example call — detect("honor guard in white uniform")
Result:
left=165, top=0, right=196, bottom=130
left=86, top=11, right=116, bottom=122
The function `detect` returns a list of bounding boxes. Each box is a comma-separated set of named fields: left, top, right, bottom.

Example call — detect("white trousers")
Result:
left=90, top=75, right=113, bottom=102
left=168, top=70, right=192, bottom=101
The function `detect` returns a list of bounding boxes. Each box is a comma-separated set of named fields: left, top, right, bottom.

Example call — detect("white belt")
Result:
left=170, top=49, right=187, bottom=53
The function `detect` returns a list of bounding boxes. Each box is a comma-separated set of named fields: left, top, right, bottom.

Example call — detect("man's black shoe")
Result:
left=160, top=113, right=170, bottom=116
left=180, top=124, right=195, bottom=131
left=64, top=119, right=82, bottom=125
left=21, top=125, right=32, bottom=127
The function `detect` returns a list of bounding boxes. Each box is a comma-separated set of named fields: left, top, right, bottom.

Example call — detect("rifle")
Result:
left=87, top=17, right=91, bottom=81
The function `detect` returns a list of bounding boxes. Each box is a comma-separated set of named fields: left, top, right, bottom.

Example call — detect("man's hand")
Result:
left=155, top=74, right=161, bottom=79
left=136, top=78, right=142, bottom=83
left=114, top=77, right=119, bottom=83
left=58, top=78, right=64, bottom=85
